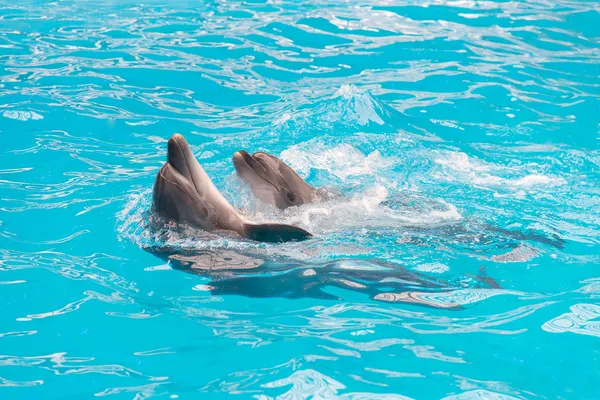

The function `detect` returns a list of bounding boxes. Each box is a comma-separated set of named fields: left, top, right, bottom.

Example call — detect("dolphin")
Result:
left=232, top=150, right=328, bottom=209
left=152, top=134, right=313, bottom=243
left=232, top=150, right=567, bottom=249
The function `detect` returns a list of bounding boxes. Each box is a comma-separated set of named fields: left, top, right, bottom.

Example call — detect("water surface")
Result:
left=1, top=0, right=599, bottom=398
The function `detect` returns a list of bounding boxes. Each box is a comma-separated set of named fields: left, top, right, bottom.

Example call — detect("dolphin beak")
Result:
left=233, top=150, right=254, bottom=173
left=232, top=151, right=245, bottom=173
left=234, top=150, right=252, bottom=163
left=167, top=133, right=188, bottom=167
left=236, top=151, right=270, bottom=177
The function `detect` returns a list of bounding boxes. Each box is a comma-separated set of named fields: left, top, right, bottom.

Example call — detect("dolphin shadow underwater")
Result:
left=146, top=245, right=500, bottom=309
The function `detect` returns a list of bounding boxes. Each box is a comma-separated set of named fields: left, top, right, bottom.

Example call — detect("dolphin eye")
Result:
left=287, top=192, right=296, bottom=202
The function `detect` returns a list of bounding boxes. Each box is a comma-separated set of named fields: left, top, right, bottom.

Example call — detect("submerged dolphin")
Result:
left=153, top=249, right=501, bottom=308
left=232, top=150, right=327, bottom=209
left=152, top=134, right=313, bottom=242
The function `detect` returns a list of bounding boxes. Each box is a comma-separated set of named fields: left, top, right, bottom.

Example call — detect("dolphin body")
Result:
left=233, top=150, right=566, bottom=249
left=152, top=134, right=312, bottom=243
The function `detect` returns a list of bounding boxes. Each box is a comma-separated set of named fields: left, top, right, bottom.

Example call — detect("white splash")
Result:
left=281, top=142, right=394, bottom=180
left=333, top=84, right=387, bottom=125
left=434, top=151, right=566, bottom=189
left=491, top=245, right=539, bottom=263
left=413, top=263, right=450, bottom=273
left=246, top=186, right=462, bottom=236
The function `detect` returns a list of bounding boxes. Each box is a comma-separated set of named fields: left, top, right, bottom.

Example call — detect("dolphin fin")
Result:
left=244, top=223, right=313, bottom=243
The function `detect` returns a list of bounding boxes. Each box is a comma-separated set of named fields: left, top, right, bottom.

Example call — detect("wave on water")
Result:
left=433, top=150, right=567, bottom=191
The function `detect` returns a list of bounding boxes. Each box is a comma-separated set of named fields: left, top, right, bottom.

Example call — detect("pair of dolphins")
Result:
left=152, top=134, right=566, bottom=249
left=152, top=134, right=319, bottom=242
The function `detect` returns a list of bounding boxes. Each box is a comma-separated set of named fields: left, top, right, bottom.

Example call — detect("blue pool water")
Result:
left=1, top=0, right=599, bottom=398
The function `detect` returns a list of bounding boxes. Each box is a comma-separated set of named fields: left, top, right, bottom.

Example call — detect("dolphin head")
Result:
left=232, top=150, right=317, bottom=209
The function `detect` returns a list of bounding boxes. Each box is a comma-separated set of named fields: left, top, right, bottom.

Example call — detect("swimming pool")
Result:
left=1, top=0, right=599, bottom=398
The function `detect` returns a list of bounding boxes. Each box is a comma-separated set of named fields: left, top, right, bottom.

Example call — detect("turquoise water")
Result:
left=1, top=0, right=599, bottom=398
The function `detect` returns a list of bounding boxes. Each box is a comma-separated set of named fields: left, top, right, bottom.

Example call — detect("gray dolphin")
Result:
left=152, top=134, right=313, bottom=242
left=232, top=150, right=327, bottom=209
left=231, top=149, right=566, bottom=249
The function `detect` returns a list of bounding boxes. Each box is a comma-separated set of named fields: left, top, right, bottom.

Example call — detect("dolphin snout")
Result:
left=233, top=151, right=247, bottom=168
left=233, top=150, right=270, bottom=179
left=239, top=150, right=253, bottom=163
left=233, top=150, right=256, bottom=170
left=167, top=133, right=189, bottom=166
left=168, top=133, right=186, bottom=148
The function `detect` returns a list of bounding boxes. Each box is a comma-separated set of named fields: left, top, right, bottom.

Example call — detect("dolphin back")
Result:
left=244, top=223, right=313, bottom=243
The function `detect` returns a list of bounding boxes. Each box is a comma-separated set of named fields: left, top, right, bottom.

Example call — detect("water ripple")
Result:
left=1, top=0, right=599, bottom=398
left=542, top=303, right=600, bottom=338
left=257, top=369, right=411, bottom=400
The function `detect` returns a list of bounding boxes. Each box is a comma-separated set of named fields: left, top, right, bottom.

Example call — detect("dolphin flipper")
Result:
left=244, top=223, right=313, bottom=243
